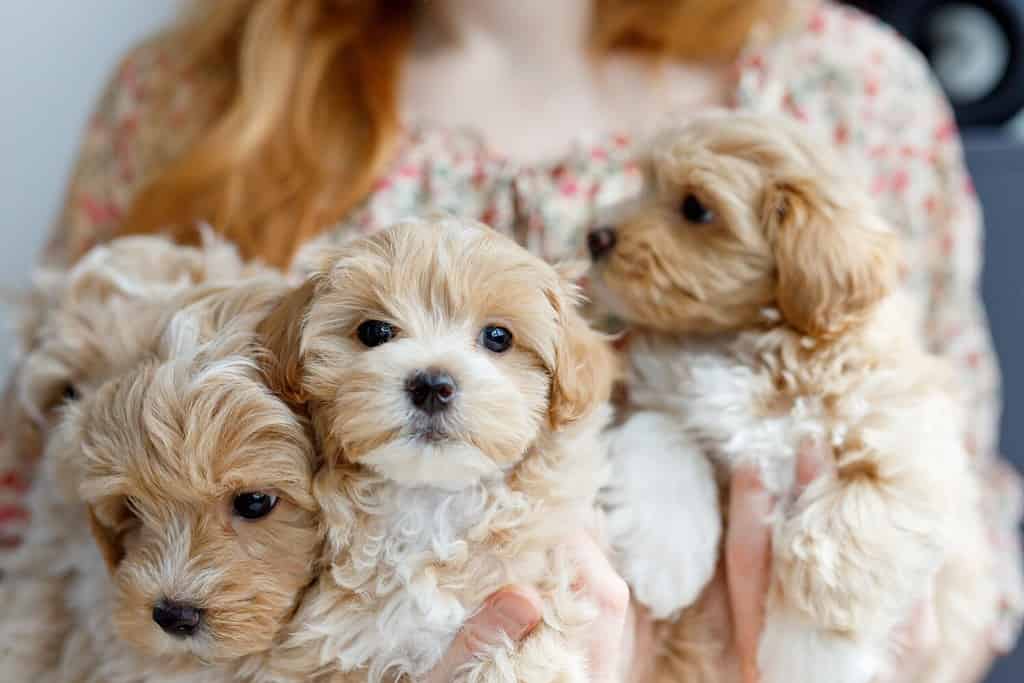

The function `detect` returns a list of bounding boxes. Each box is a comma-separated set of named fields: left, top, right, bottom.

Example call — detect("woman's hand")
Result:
left=421, top=586, right=543, bottom=683
left=422, top=530, right=631, bottom=683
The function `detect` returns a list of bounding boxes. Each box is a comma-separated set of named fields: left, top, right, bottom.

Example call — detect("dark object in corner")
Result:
left=848, top=0, right=1024, bottom=125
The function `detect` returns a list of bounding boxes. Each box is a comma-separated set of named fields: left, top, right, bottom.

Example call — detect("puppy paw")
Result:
left=758, top=608, right=879, bottom=683
left=601, top=412, right=721, bottom=619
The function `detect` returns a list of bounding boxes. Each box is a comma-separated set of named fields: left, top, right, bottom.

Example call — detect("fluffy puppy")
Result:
left=588, top=112, right=998, bottom=683
left=0, top=232, right=262, bottom=546
left=0, top=237, right=316, bottom=682
left=261, top=217, right=615, bottom=683
left=1, top=279, right=323, bottom=683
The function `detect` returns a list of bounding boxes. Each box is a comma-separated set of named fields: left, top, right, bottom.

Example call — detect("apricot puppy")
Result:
left=588, top=112, right=998, bottom=683
left=0, top=239, right=319, bottom=681
left=263, top=217, right=615, bottom=683
left=1, top=232, right=262, bottom=543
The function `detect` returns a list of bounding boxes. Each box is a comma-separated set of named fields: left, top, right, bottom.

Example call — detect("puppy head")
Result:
left=52, top=328, right=320, bottom=664
left=587, top=112, right=899, bottom=338
left=267, top=218, right=612, bottom=490
left=3, top=233, right=256, bottom=469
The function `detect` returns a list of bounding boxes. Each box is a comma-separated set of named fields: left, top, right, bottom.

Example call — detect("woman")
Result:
left=3, top=0, right=1021, bottom=680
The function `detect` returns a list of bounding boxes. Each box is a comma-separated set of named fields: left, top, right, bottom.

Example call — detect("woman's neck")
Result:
left=421, top=0, right=591, bottom=65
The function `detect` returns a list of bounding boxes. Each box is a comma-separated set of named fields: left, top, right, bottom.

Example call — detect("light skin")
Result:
left=402, top=0, right=732, bottom=164
left=405, top=1, right=993, bottom=681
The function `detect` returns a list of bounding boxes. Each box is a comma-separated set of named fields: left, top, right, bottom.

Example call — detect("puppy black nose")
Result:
left=587, top=227, right=617, bottom=261
left=406, top=369, right=457, bottom=414
left=152, top=600, right=203, bottom=637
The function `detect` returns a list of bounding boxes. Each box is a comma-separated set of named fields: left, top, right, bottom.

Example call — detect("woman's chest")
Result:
left=400, top=54, right=732, bottom=166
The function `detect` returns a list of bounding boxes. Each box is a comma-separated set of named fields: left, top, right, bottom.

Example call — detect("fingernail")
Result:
left=491, top=593, right=540, bottom=640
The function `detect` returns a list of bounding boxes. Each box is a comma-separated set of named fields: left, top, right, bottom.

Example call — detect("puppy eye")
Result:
left=357, top=320, right=395, bottom=348
left=232, top=492, right=279, bottom=520
left=480, top=326, right=513, bottom=353
left=680, top=194, right=714, bottom=224
left=62, top=383, right=79, bottom=402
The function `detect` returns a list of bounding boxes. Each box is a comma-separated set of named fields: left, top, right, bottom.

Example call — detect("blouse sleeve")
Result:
left=42, top=38, right=177, bottom=267
left=912, top=47, right=1024, bottom=650
left=747, top=1, right=1023, bottom=649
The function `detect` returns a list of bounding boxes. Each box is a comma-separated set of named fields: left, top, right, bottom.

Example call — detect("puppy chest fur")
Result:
left=628, top=299, right=965, bottom=501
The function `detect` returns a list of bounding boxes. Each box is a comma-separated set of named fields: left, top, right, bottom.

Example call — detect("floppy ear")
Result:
left=87, top=505, right=125, bottom=575
left=546, top=279, right=616, bottom=430
left=762, top=178, right=899, bottom=339
left=257, top=279, right=317, bottom=407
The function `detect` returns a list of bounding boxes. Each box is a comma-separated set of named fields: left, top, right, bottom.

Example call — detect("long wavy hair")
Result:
left=120, top=0, right=791, bottom=267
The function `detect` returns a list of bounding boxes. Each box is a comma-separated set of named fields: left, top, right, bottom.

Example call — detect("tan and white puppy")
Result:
left=588, top=112, right=998, bottom=683
left=0, top=237, right=320, bottom=682
left=261, top=217, right=615, bottom=683
left=1, top=232, right=263, bottom=534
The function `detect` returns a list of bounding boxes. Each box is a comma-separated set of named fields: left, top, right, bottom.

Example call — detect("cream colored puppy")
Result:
left=261, top=217, right=616, bottom=683
left=0, top=236, right=314, bottom=682
left=1, top=232, right=261, bottom=531
left=0, top=279, right=325, bottom=683
left=587, top=112, right=998, bottom=683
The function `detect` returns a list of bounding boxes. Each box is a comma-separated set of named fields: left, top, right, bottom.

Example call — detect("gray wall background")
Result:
left=0, top=1, right=180, bottom=372
left=966, top=132, right=1024, bottom=683
left=0, top=3, right=1019, bottom=681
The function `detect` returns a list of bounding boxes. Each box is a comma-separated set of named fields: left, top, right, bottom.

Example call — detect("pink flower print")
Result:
left=0, top=504, right=29, bottom=525
left=891, top=169, right=909, bottom=193
left=472, top=165, right=488, bottom=189
left=935, top=119, right=956, bottom=143
left=398, top=164, right=420, bottom=179
left=783, top=93, right=808, bottom=121
left=808, top=11, right=827, bottom=34
left=834, top=122, right=850, bottom=146
left=0, top=470, right=28, bottom=495
left=80, top=195, right=122, bottom=226
left=941, top=231, right=955, bottom=255
left=869, top=144, right=890, bottom=160
left=744, top=54, right=766, bottom=71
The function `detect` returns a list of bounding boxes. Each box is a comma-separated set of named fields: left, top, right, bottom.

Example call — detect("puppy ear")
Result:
left=546, top=281, right=616, bottom=430
left=87, top=505, right=125, bottom=575
left=257, top=279, right=317, bottom=407
left=762, top=178, right=899, bottom=339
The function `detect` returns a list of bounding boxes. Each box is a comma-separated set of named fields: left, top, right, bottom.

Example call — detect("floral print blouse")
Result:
left=4, top=0, right=1022, bottom=655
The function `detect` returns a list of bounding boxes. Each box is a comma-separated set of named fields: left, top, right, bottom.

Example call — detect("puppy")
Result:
left=1, top=231, right=263, bottom=546
left=588, top=112, right=998, bottom=683
left=261, top=217, right=615, bottom=683
left=0, top=238, right=318, bottom=681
